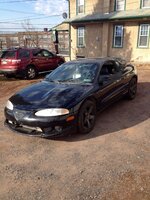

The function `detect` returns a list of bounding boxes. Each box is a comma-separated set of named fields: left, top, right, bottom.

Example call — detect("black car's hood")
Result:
left=10, top=81, right=94, bottom=109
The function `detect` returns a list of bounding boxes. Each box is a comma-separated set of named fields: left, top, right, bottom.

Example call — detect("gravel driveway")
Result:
left=0, top=68, right=150, bottom=200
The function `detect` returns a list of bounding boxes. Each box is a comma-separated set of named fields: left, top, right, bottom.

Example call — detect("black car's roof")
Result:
left=66, top=57, right=121, bottom=66
left=66, top=57, right=127, bottom=68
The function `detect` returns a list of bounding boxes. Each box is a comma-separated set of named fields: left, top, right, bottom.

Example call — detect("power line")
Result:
left=0, top=27, right=42, bottom=29
left=0, top=15, right=39, bottom=22
left=0, top=0, right=36, bottom=3
left=0, top=8, right=50, bottom=15
left=0, top=14, right=63, bottom=23
left=0, top=7, right=67, bottom=23
left=0, top=22, right=56, bottom=25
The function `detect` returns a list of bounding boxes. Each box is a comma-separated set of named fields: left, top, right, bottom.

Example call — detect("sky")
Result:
left=0, top=0, right=68, bottom=33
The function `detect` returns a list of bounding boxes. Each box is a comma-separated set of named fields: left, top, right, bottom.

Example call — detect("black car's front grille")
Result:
left=13, top=109, right=31, bottom=120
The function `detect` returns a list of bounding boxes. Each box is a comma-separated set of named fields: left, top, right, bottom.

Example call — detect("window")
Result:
left=36, top=50, right=54, bottom=57
left=99, top=61, right=121, bottom=85
left=138, top=24, right=150, bottom=48
left=42, top=50, right=53, bottom=57
left=18, top=49, right=30, bottom=59
left=141, top=0, right=150, bottom=8
left=77, top=27, right=85, bottom=47
left=1, top=50, right=16, bottom=59
left=77, top=0, right=84, bottom=14
left=113, top=25, right=124, bottom=47
left=115, top=0, right=125, bottom=11
left=45, top=62, right=98, bottom=84
left=100, top=61, right=120, bottom=76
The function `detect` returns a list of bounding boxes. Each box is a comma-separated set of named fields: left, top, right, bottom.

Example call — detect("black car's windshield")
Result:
left=45, top=62, right=98, bottom=84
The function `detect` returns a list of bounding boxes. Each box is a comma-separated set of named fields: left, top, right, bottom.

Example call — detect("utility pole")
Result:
left=0, top=40, right=2, bottom=50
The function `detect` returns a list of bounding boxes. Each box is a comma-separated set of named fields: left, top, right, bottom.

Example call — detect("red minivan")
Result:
left=0, top=48, right=65, bottom=79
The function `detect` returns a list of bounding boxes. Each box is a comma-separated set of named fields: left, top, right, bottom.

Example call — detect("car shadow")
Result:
left=0, top=75, right=45, bottom=82
left=57, top=82, right=150, bottom=142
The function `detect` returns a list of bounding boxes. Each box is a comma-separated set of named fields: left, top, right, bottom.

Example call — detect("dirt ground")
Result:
left=0, top=67, right=150, bottom=200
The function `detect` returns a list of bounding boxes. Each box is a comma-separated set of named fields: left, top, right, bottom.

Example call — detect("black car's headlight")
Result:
left=35, top=108, right=69, bottom=117
left=6, top=100, right=13, bottom=110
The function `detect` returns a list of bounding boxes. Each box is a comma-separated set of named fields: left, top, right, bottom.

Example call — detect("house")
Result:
left=0, top=23, right=69, bottom=61
left=0, top=33, right=19, bottom=50
left=66, top=0, right=150, bottom=63
left=0, top=31, right=55, bottom=52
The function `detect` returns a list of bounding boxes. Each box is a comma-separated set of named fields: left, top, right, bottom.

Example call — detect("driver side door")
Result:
left=96, top=60, right=122, bottom=108
left=42, top=50, right=58, bottom=71
left=33, top=49, right=57, bottom=72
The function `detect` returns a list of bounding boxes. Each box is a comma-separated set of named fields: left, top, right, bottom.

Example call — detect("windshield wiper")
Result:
left=57, top=78, right=74, bottom=83
left=44, top=79, right=60, bottom=83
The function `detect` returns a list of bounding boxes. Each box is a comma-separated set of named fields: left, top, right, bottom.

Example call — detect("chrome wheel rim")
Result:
left=27, top=68, right=36, bottom=79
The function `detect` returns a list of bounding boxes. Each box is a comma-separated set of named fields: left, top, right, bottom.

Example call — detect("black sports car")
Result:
left=4, top=57, right=138, bottom=137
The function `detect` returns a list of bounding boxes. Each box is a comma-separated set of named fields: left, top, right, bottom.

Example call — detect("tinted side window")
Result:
left=100, top=61, right=120, bottom=75
left=32, top=49, right=40, bottom=56
left=1, top=51, right=16, bottom=59
left=42, top=50, right=53, bottom=57
left=18, top=49, right=30, bottom=59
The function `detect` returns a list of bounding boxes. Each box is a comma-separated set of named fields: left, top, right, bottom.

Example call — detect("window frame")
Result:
left=138, top=24, right=150, bottom=48
left=76, top=0, right=85, bottom=15
left=77, top=27, right=85, bottom=48
left=115, top=0, right=125, bottom=11
left=113, top=25, right=124, bottom=48
left=141, top=0, right=150, bottom=8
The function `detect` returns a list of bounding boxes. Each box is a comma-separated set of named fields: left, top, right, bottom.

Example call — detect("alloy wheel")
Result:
left=78, top=100, right=96, bottom=134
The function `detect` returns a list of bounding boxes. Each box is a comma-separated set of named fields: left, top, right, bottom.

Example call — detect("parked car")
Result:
left=0, top=48, right=65, bottom=79
left=4, top=57, right=138, bottom=138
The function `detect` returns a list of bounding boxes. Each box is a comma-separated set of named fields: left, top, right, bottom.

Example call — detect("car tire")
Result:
left=127, top=77, right=137, bottom=100
left=25, top=66, right=37, bottom=80
left=78, top=100, right=96, bottom=134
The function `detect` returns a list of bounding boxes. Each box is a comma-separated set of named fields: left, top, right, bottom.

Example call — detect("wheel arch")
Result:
left=78, top=96, right=98, bottom=111
left=26, top=64, right=37, bottom=71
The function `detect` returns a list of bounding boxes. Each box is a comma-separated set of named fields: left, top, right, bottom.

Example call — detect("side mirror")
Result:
left=99, top=75, right=111, bottom=85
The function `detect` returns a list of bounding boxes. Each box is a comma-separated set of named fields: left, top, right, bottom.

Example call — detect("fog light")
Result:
left=55, top=126, right=63, bottom=132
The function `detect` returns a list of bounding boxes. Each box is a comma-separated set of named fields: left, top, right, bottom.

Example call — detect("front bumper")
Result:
left=4, top=108, right=77, bottom=138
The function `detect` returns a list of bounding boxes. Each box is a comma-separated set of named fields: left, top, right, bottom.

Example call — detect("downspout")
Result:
left=68, top=0, right=71, bottom=61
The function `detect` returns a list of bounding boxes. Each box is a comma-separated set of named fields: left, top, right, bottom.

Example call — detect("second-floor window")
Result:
left=77, top=27, right=85, bottom=47
left=77, top=0, right=84, bottom=14
left=138, top=24, right=150, bottom=48
left=141, top=0, right=150, bottom=8
left=113, top=25, right=124, bottom=47
left=115, top=0, right=125, bottom=11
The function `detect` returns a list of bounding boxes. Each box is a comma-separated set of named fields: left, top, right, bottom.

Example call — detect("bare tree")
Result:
left=21, top=20, right=40, bottom=48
